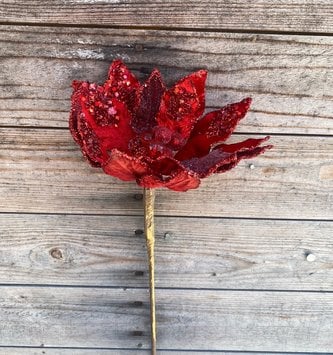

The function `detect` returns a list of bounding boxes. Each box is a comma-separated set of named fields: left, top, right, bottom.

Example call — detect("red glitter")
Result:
left=69, top=60, right=272, bottom=191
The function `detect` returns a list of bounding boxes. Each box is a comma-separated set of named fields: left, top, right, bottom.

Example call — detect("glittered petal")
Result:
left=104, top=60, right=140, bottom=112
left=183, top=136, right=272, bottom=178
left=157, top=70, right=207, bottom=139
left=214, top=136, right=271, bottom=153
left=69, top=80, right=103, bottom=167
left=102, top=149, right=148, bottom=181
left=132, top=69, right=166, bottom=133
left=175, top=98, right=252, bottom=160
left=84, top=98, right=135, bottom=155
left=164, top=171, right=201, bottom=191
left=77, top=113, right=104, bottom=167
left=183, top=150, right=235, bottom=178
left=69, top=80, right=84, bottom=145
left=71, top=80, right=135, bottom=163
left=192, top=98, right=251, bottom=137
left=138, top=171, right=200, bottom=192
left=215, top=144, right=273, bottom=173
left=137, top=155, right=200, bottom=191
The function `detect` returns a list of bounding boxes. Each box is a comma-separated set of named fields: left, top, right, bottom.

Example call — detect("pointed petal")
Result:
left=182, top=136, right=272, bottom=178
left=105, top=60, right=140, bottom=112
left=182, top=149, right=235, bottom=178
left=157, top=70, right=207, bottom=139
left=70, top=80, right=135, bottom=164
left=175, top=98, right=252, bottom=160
left=215, top=144, right=273, bottom=173
left=103, top=149, right=148, bottom=181
left=132, top=69, right=166, bottom=133
left=192, top=98, right=251, bottom=137
left=69, top=80, right=103, bottom=167
left=214, top=136, right=271, bottom=153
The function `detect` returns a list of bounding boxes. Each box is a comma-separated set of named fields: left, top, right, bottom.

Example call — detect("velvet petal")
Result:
left=183, top=136, right=272, bottom=178
left=105, top=60, right=140, bottom=112
left=137, top=156, right=200, bottom=191
left=132, top=69, right=166, bottom=133
left=103, top=149, right=148, bottom=181
left=157, top=70, right=207, bottom=139
left=175, top=98, right=252, bottom=160
left=138, top=171, right=200, bottom=191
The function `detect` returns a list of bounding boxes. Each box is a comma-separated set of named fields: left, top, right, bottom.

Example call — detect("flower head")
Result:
left=69, top=60, right=272, bottom=191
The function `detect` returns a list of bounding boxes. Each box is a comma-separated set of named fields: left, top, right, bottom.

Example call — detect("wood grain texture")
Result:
left=0, top=350, right=298, bottom=355
left=0, top=128, right=332, bottom=219
left=0, top=214, right=332, bottom=291
left=0, top=286, right=332, bottom=352
left=0, top=1, right=333, bottom=33
left=1, top=26, right=332, bottom=135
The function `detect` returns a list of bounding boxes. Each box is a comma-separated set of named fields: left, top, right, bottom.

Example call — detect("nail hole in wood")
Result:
left=134, top=270, right=144, bottom=276
left=134, top=193, right=143, bottom=201
left=164, top=232, right=173, bottom=240
left=132, top=301, right=143, bottom=307
left=132, top=330, right=144, bottom=336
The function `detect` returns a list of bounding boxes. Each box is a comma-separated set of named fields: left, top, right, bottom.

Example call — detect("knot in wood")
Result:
left=50, top=247, right=63, bottom=260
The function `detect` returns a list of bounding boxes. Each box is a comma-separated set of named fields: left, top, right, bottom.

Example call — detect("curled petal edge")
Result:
left=183, top=137, right=273, bottom=178
left=102, top=149, right=148, bottom=182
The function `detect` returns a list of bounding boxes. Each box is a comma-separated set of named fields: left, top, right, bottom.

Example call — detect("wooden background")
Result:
left=0, top=0, right=332, bottom=353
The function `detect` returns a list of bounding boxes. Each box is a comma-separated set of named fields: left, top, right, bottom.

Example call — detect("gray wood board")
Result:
left=0, top=128, right=332, bottom=219
left=0, top=214, right=332, bottom=291
left=1, top=26, right=332, bottom=135
left=0, top=1, right=333, bottom=33
left=0, top=350, right=310, bottom=355
left=0, top=286, right=332, bottom=352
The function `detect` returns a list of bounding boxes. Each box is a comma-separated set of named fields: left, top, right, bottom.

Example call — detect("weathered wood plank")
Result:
left=0, top=128, right=332, bottom=219
left=0, top=350, right=298, bottom=355
left=1, top=214, right=332, bottom=291
left=0, top=1, right=333, bottom=33
left=0, top=286, right=332, bottom=352
left=1, top=26, right=332, bottom=135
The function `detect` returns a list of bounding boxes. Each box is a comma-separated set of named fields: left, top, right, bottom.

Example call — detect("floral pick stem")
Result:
left=144, top=188, right=157, bottom=355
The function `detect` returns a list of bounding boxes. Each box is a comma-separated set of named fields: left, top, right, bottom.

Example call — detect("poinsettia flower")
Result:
left=69, top=60, right=272, bottom=191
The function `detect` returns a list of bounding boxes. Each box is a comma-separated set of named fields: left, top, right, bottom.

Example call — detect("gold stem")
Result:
left=144, top=188, right=156, bottom=355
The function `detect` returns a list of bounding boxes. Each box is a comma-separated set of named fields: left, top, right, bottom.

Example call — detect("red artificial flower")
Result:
left=69, top=60, right=272, bottom=191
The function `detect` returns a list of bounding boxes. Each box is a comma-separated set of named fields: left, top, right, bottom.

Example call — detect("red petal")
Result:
left=70, top=80, right=135, bottom=164
left=138, top=171, right=200, bottom=192
left=192, top=98, right=251, bottom=137
left=216, top=144, right=273, bottom=173
left=103, top=149, right=148, bottom=181
left=132, top=69, right=166, bottom=133
left=83, top=97, right=135, bottom=155
left=182, top=136, right=272, bottom=178
left=77, top=119, right=103, bottom=167
left=69, top=80, right=83, bottom=145
left=214, top=136, right=270, bottom=153
left=175, top=98, right=252, bottom=160
left=182, top=150, right=235, bottom=178
left=157, top=70, right=207, bottom=139
left=105, top=60, right=140, bottom=112
left=137, top=155, right=200, bottom=191
left=174, top=134, right=210, bottom=161
left=70, top=81, right=103, bottom=167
